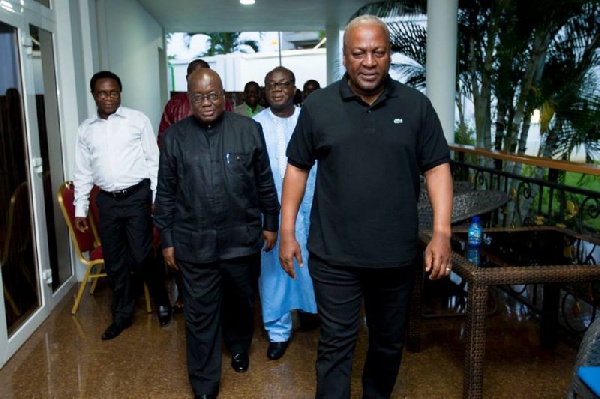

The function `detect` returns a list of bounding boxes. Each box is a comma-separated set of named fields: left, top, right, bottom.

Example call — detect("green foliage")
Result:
left=357, top=0, right=600, bottom=159
left=564, top=172, right=600, bottom=191
left=455, top=125, right=475, bottom=145
left=524, top=171, right=600, bottom=231
left=203, top=32, right=258, bottom=56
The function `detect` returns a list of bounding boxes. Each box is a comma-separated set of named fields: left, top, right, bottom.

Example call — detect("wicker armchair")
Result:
left=568, top=317, right=600, bottom=398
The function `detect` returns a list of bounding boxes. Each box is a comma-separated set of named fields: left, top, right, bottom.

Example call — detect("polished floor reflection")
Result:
left=0, top=277, right=577, bottom=398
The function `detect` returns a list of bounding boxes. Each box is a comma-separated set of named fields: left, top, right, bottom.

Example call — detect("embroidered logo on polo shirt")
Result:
left=394, top=118, right=403, bottom=124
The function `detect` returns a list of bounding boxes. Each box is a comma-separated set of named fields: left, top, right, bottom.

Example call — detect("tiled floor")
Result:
left=0, top=277, right=578, bottom=398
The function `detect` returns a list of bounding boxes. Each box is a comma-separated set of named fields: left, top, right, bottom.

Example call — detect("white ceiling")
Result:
left=136, top=0, right=375, bottom=33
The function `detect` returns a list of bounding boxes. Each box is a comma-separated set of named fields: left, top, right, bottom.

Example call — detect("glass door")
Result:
left=0, top=8, right=69, bottom=366
left=29, top=25, right=71, bottom=292
left=0, top=19, right=43, bottom=346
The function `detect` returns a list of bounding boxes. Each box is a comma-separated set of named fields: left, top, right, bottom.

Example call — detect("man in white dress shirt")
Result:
left=73, top=71, right=171, bottom=340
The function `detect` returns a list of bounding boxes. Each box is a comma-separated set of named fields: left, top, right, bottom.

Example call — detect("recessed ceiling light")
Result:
left=240, top=0, right=255, bottom=5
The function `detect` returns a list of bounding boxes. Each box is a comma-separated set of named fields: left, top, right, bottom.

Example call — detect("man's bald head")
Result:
left=186, top=58, right=210, bottom=78
left=187, top=69, right=225, bottom=125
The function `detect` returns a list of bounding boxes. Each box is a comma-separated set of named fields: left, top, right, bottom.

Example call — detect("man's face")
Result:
left=265, top=70, right=295, bottom=113
left=343, top=24, right=391, bottom=98
left=303, top=82, right=319, bottom=99
left=188, top=71, right=225, bottom=125
left=244, top=84, right=260, bottom=107
left=93, top=78, right=121, bottom=119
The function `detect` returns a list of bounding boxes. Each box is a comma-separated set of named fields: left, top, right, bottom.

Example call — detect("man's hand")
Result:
left=278, top=232, right=302, bottom=279
left=263, top=230, right=278, bottom=252
left=75, top=217, right=89, bottom=233
left=424, top=163, right=453, bottom=280
left=163, top=246, right=177, bottom=270
left=424, top=232, right=452, bottom=280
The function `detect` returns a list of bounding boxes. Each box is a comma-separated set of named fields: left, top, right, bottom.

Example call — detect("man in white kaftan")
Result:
left=254, top=66, right=317, bottom=361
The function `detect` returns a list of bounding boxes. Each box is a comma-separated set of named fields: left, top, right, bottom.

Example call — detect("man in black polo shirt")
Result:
left=279, top=15, right=454, bottom=398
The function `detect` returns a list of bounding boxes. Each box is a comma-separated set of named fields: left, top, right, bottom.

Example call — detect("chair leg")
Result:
left=72, top=266, right=93, bottom=315
left=89, top=265, right=102, bottom=295
left=3, top=285, right=21, bottom=316
left=143, top=283, right=152, bottom=313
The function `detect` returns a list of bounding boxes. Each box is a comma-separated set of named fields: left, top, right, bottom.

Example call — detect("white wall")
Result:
left=170, top=49, right=328, bottom=94
left=96, top=0, right=164, bottom=131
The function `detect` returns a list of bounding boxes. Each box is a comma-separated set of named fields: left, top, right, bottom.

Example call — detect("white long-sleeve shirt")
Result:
left=73, top=106, right=159, bottom=217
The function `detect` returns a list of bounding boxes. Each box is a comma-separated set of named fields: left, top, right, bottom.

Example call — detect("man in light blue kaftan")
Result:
left=254, top=66, right=317, bottom=361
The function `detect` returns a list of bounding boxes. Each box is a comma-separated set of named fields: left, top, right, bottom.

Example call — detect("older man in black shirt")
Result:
left=154, top=68, right=279, bottom=399
left=279, top=15, right=453, bottom=399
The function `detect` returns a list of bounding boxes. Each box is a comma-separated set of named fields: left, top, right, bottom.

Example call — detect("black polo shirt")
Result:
left=286, top=74, right=450, bottom=268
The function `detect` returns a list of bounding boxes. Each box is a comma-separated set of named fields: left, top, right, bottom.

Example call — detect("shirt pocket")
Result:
left=224, top=152, right=250, bottom=173
left=223, top=152, right=253, bottom=197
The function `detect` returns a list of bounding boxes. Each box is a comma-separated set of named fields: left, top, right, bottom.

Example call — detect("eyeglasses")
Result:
left=190, top=92, right=223, bottom=104
left=265, top=81, right=293, bottom=90
left=95, top=90, right=120, bottom=100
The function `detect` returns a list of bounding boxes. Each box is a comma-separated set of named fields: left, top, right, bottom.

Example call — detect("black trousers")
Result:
left=96, top=181, right=168, bottom=323
left=308, top=254, right=415, bottom=399
left=178, top=253, right=261, bottom=397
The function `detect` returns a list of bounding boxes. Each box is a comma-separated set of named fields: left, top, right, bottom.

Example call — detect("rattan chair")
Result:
left=569, top=317, right=600, bottom=398
left=57, top=181, right=151, bottom=314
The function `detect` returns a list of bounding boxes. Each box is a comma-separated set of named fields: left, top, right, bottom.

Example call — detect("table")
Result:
left=417, top=188, right=508, bottom=230
left=408, top=226, right=600, bottom=399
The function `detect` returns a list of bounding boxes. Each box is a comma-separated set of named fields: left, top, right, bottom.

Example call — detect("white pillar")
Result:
left=325, top=26, right=341, bottom=85
left=426, top=0, right=458, bottom=145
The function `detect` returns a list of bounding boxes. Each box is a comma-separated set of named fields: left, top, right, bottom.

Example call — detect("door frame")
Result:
left=0, top=1, right=75, bottom=368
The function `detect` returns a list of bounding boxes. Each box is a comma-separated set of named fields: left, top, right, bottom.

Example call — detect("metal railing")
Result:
left=451, top=145, right=600, bottom=234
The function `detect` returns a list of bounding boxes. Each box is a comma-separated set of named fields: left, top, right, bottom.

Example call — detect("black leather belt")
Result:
left=101, top=179, right=149, bottom=198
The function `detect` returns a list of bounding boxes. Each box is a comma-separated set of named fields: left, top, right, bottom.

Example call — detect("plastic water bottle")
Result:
left=467, top=246, right=481, bottom=266
left=467, top=216, right=482, bottom=247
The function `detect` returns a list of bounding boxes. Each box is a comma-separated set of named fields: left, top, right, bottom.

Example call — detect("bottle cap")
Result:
left=472, top=216, right=480, bottom=223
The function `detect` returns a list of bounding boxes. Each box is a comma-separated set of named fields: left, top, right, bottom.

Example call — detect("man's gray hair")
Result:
left=343, top=15, right=390, bottom=51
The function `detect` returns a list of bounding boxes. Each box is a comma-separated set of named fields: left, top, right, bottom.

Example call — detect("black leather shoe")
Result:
left=267, top=341, right=288, bottom=360
left=101, top=320, right=132, bottom=340
left=157, top=305, right=172, bottom=326
left=195, top=395, right=216, bottom=399
left=231, top=352, right=249, bottom=372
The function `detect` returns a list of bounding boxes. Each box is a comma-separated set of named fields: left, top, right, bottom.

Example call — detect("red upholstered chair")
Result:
left=57, top=181, right=151, bottom=314
left=88, top=184, right=101, bottom=243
